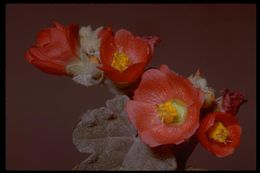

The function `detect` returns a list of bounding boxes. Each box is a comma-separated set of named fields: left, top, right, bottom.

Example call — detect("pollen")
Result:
left=111, top=51, right=129, bottom=72
left=208, top=122, right=229, bottom=143
left=156, top=100, right=178, bottom=124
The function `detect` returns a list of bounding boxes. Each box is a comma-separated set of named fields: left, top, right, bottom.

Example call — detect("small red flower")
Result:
left=197, top=112, right=241, bottom=158
left=220, top=89, right=247, bottom=115
left=126, top=64, right=204, bottom=147
left=24, top=22, right=80, bottom=76
left=99, top=28, right=160, bottom=84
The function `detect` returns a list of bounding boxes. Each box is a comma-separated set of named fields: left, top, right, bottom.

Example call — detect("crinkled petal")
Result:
left=142, top=36, right=161, bottom=61
left=220, top=89, right=247, bottom=115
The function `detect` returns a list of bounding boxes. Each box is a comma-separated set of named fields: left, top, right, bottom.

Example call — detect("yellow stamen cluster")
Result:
left=208, top=122, right=229, bottom=143
left=111, top=52, right=129, bottom=72
left=156, top=100, right=178, bottom=124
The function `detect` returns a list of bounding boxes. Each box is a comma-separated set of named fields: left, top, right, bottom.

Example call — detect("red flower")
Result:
left=220, top=89, right=247, bottom=115
left=24, top=22, right=80, bottom=76
left=99, top=28, right=160, bottom=84
left=197, top=112, right=241, bottom=157
left=126, top=64, right=204, bottom=147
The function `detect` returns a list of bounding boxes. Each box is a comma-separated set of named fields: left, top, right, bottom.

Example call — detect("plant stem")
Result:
left=174, top=105, right=215, bottom=170
left=175, top=134, right=199, bottom=170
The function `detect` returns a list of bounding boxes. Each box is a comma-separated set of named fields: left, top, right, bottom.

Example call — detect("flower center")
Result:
left=111, top=51, right=129, bottom=72
left=208, top=122, right=229, bottom=143
left=156, top=100, right=187, bottom=124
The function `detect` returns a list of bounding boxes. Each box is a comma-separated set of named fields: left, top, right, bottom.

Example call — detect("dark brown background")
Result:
left=6, top=4, right=256, bottom=170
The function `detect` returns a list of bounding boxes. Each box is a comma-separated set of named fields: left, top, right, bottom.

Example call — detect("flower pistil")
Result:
left=156, top=100, right=187, bottom=124
left=208, top=122, right=229, bottom=143
left=111, top=51, right=129, bottom=72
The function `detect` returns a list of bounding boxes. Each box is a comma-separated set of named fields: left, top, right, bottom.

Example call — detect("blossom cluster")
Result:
left=24, top=22, right=246, bottom=166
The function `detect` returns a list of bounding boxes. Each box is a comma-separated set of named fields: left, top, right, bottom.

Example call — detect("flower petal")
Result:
left=66, top=24, right=80, bottom=57
left=114, top=29, right=133, bottom=50
left=25, top=47, right=67, bottom=75
left=226, top=125, right=241, bottom=147
left=100, top=27, right=116, bottom=65
left=52, top=21, right=64, bottom=31
left=159, top=64, right=203, bottom=106
left=115, top=29, right=150, bottom=64
left=142, top=36, right=161, bottom=61
left=100, top=63, right=146, bottom=83
left=133, top=68, right=173, bottom=104
left=124, top=37, right=150, bottom=64
left=220, top=89, right=247, bottom=115
left=210, top=144, right=235, bottom=158
left=126, top=100, right=158, bottom=132
left=36, top=29, right=51, bottom=47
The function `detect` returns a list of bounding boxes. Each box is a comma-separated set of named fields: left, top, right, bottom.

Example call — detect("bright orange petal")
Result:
left=126, top=100, right=158, bottom=132
left=210, top=144, right=235, bottom=158
left=226, top=125, right=241, bottom=147
left=101, top=63, right=146, bottom=83
left=159, top=64, right=203, bottom=106
left=133, top=68, right=173, bottom=105
left=123, top=63, right=146, bottom=83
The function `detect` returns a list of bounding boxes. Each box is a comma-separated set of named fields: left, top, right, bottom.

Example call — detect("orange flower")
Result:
left=25, top=22, right=80, bottom=76
left=126, top=64, right=204, bottom=147
left=99, top=28, right=160, bottom=84
left=197, top=112, right=241, bottom=157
